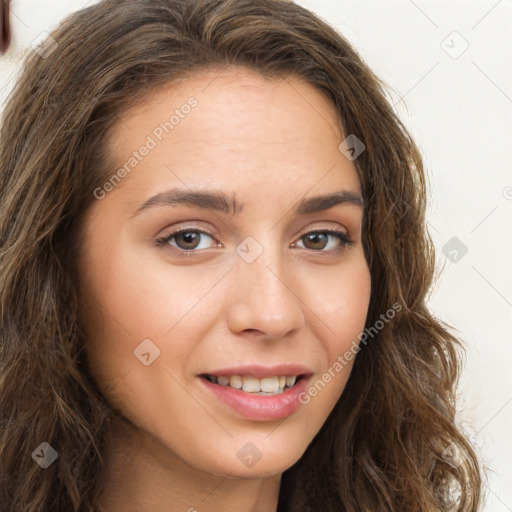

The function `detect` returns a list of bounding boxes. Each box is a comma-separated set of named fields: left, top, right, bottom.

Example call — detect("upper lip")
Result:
left=199, top=363, right=314, bottom=379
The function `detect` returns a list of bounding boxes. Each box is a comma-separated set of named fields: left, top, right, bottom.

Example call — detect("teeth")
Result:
left=205, top=374, right=301, bottom=395
left=217, top=376, right=229, bottom=386
left=242, top=376, right=261, bottom=393
left=229, top=375, right=242, bottom=389
left=260, top=376, right=279, bottom=393
left=286, top=376, right=296, bottom=387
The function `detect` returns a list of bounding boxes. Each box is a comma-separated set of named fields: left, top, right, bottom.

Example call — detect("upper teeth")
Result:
left=207, top=375, right=298, bottom=394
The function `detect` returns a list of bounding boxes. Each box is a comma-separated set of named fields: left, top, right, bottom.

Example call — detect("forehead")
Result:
left=115, top=66, right=342, bottom=128
left=108, top=66, right=345, bottom=155
left=102, top=66, right=361, bottom=211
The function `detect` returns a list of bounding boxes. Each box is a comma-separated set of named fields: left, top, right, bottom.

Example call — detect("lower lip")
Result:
left=199, top=376, right=309, bottom=421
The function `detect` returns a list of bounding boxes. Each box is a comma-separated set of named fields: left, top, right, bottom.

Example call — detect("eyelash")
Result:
left=154, top=227, right=354, bottom=255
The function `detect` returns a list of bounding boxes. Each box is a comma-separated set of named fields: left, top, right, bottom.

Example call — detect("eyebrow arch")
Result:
left=130, top=188, right=364, bottom=218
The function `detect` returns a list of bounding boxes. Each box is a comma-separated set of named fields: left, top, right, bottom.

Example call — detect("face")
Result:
left=78, top=67, right=371, bottom=479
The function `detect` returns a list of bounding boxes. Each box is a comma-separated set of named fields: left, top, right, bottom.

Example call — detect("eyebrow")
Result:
left=130, top=188, right=364, bottom=218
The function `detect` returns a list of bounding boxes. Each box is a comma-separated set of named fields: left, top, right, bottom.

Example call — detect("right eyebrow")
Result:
left=130, top=188, right=243, bottom=218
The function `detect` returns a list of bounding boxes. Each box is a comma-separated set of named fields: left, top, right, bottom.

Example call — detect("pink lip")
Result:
left=199, top=374, right=311, bottom=421
left=200, top=363, right=314, bottom=379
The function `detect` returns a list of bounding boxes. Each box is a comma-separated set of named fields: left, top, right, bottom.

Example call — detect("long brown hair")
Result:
left=0, top=0, right=483, bottom=510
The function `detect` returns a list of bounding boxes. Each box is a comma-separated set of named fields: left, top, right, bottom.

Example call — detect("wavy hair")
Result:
left=0, top=0, right=482, bottom=510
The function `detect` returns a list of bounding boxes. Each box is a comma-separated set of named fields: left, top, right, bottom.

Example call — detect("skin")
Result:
left=78, top=66, right=371, bottom=512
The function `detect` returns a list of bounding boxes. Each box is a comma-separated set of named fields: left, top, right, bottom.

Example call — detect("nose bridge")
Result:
left=227, top=233, right=305, bottom=338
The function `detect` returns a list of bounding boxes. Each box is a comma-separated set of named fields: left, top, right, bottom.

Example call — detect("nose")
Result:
left=226, top=240, right=306, bottom=340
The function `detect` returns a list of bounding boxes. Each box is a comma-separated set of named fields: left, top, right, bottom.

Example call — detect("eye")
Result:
left=293, top=229, right=353, bottom=252
left=154, top=228, right=219, bottom=252
left=154, top=227, right=354, bottom=255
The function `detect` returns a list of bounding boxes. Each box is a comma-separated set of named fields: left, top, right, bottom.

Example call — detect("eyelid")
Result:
left=154, top=223, right=353, bottom=253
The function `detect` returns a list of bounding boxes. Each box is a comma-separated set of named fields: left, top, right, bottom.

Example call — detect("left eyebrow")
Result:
left=295, top=190, right=364, bottom=214
left=130, top=188, right=364, bottom=219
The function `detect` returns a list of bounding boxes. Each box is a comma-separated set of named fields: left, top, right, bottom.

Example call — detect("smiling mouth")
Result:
left=199, top=374, right=306, bottom=396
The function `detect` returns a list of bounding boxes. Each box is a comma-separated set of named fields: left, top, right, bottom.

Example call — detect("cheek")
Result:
left=80, top=243, right=229, bottom=388
left=100, top=247, right=231, bottom=331
left=80, top=255, right=216, bottom=440
left=307, top=255, right=371, bottom=351
left=300, top=256, right=371, bottom=400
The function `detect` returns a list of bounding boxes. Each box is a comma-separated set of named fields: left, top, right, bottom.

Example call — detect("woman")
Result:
left=0, top=0, right=482, bottom=510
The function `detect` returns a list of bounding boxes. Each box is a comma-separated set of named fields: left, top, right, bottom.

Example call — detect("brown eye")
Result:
left=302, top=233, right=330, bottom=250
left=155, top=229, right=218, bottom=252
left=296, top=230, right=352, bottom=252
left=174, top=231, right=201, bottom=250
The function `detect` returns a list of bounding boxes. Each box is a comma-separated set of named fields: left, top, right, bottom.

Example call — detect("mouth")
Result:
left=198, top=370, right=312, bottom=421
left=199, top=373, right=308, bottom=396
